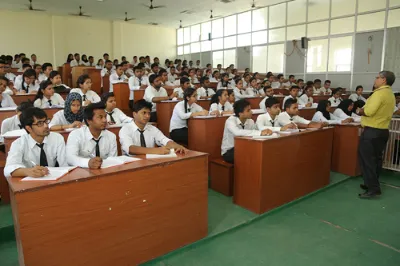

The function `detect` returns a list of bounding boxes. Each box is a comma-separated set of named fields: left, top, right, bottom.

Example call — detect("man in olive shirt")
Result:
left=358, top=71, right=396, bottom=199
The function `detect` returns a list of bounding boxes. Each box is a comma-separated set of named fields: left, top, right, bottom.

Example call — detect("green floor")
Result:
left=1, top=171, right=400, bottom=266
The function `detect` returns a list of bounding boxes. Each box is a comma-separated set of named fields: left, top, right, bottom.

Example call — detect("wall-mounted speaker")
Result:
left=301, top=37, right=308, bottom=49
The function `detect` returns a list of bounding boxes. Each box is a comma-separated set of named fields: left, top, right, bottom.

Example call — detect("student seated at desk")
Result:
left=328, top=88, right=343, bottom=107
left=332, top=99, right=361, bottom=122
left=49, top=70, right=70, bottom=91
left=245, top=78, right=263, bottom=96
left=233, top=78, right=247, bottom=101
left=298, top=85, right=314, bottom=107
left=188, top=69, right=199, bottom=84
left=242, top=73, right=251, bottom=88
left=169, top=88, right=209, bottom=145
left=109, top=64, right=128, bottom=92
left=33, top=80, right=65, bottom=108
left=128, top=65, right=149, bottom=106
left=313, top=79, right=323, bottom=95
left=322, top=80, right=332, bottom=94
left=221, top=99, right=272, bottom=163
left=159, top=69, right=179, bottom=90
left=227, top=89, right=235, bottom=105
left=102, top=92, right=132, bottom=125
left=352, top=100, right=365, bottom=118
left=312, top=100, right=353, bottom=125
left=38, top=63, right=53, bottom=83
left=197, top=76, right=216, bottom=99
left=0, top=76, right=17, bottom=107
left=1, top=101, right=33, bottom=136
left=209, top=89, right=234, bottom=115
left=119, top=100, right=187, bottom=155
left=277, top=98, right=325, bottom=129
left=210, top=70, right=220, bottom=83
left=4, top=107, right=68, bottom=178
left=217, top=73, right=230, bottom=91
left=96, top=59, right=104, bottom=70
left=349, top=85, right=367, bottom=102
left=168, top=66, right=178, bottom=82
left=49, top=93, right=83, bottom=131
left=70, top=53, right=84, bottom=67
left=14, top=69, right=39, bottom=94
left=70, top=74, right=101, bottom=106
left=259, top=86, right=275, bottom=111
left=66, top=102, right=117, bottom=169
left=174, top=77, right=191, bottom=99
left=101, top=60, right=115, bottom=78
left=256, top=97, right=297, bottom=132
left=282, top=86, right=299, bottom=109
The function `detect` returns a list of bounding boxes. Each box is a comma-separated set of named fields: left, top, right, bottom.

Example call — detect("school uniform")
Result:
left=33, top=93, right=65, bottom=108
left=95, top=65, right=103, bottom=70
left=320, top=87, right=332, bottom=94
left=349, top=93, right=367, bottom=102
left=276, top=111, right=310, bottom=127
left=233, top=87, right=247, bottom=101
left=119, top=121, right=171, bottom=155
left=70, top=88, right=101, bottom=104
left=143, top=85, right=168, bottom=122
left=12, top=61, right=22, bottom=69
left=245, top=87, right=260, bottom=96
left=312, top=111, right=343, bottom=125
left=242, top=79, right=248, bottom=88
left=282, top=95, right=298, bottom=109
left=15, top=81, right=39, bottom=94
left=38, top=73, right=48, bottom=83
left=313, top=87, right=323, bottom=94
left=259, top=96, right=271, bottom=111
left=196, top=87, right=215, bottom=99
left=173, top=87, right=184, bottom=98
left=333, top=109, right=361, bottom=122
left=209, top=102, right=233, bottom=114
left=256, top=112, right=281, bottom=132
left=189, top=76, right=199, bottom=84
left=49, top=110, right=72, bottom=128
left=4, top=132, right=68, bottom=178
left=1, top=115, right=21, bottom=136
left=217, top=81, right=229, bottom=91
left=168, top=73, right=178, bottom=83
left=105, top=108, right=132, bottom=124
left=298, top=94, right=314, bottom=106
left=101, top=68, right=115, bottom=77
left=5, top=73, right=16, bottom=83
left=70, top=59, right=83, bottom=67
left=0, top=92, right=17, bottom=108
left=328, top=97, right=342, bottom=107
left=169, top=101, right=203, bottom=145
left=271, top=82, right=281, bottom=89
left=221, top=116, right=261, bottom=163
left=210, top=77, right=219, bottom=83
left=66, top=126, right=117, bottom=168
left=109, top=73, right=128, bottom=92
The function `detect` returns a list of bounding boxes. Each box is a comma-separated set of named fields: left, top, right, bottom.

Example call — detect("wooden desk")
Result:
left=86, top=69, right=102, bottom=95
left=246, top=97, right=263, bottom=109
left=102, top=76, right=110, bottom=93
left=274, top=89, right=289, bottom=95
left=0, top=151, right=9, bottom=204
left=61, top=64, right=71, bottom=87
left=0, top=107, right=62, bottom=126
left=133, top=88, right=174, bottom=104
left=113, top=83, right=131, bottom=116
left=71, top=67, right=95, bottom=90
left=8, top=151, right=208, bottom=265
left=12, top=92, right=68, bottom=105
left=331, top=124, right=362, bottom=176
left=234, top=128, right=334, bottom=214
left=299, top=108, right=316, bottom=120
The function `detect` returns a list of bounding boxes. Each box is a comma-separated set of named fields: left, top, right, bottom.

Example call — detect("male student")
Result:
left=131, top=56, right=138, bottom=66
left=87, top=56, right=95, bottom=67
left=38, top=63, right=53, bottom=83
left=66, top=102, right=117, bottom=169
left=128, top=66, right=149, bottom=107
left=221, top=99, right=272, bottom=163
left=70, top=53, right=83, bottom=67
left=12, top=54, right=21, bottom=68
left=4, top=107, right=68, bottom=178
left=119, top=99, right=187, bottom=155
left=159, top=69, right=179, bottom=90
left=256, top=97, right=297, bottom=132
left=143, top=74, right=177, bottom=122
left=195, top=60, right=201, bottom=68
left=168, top=66, right=178, bottom=83
left=288, top=75, right=296, bottom=86
left=322, top=80, right=332, bottom=94
left=1, top=101, right=33, bottom=136
left=282, top=86, right=299, bottom=109
left=101, top=60, right=114, bottom=77
left=149, top=63, right=160, bottom=76
left=1, top=61, right=16, bottom=83
left=145, top=56, right=151, bottom=69
left=0, top=76, right=17, bottom=107
left=197, top=76, right=216, bottom=99
left=259, top=86, right=275, bottom=111
left=103, top=53, right=110, bottom=62
left=313, top=79, right=323, bottom=94
left=30, top=54, right=39, bottom=66
left=109, top=64, right=128, bottom=92
left=174, top=77, right=191, bottom=99
left=276, top=98, right=326, bottom=129
left=17, top=58, right=31, bottom=72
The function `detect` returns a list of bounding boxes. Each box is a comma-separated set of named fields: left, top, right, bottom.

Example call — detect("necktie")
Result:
left=48, top=100, right=52, bottom=107
left=290, top=118, right=294, bottom=122
left=206, top=89, right=209, bottom=96
left=270, top=120, right=275, bottom=126
left=187, top=107, right=191, bottom=113
left=240, top=123, right=245, bottom=129
left=107, top=112, right=115, bottom=123
left=83, top=95, right=87, bottom=101
left=138, top=129, right=146, bottom=147
left=118, top=77, right=121, bottom=80
left=138, top=78, right=142, bottom=86
left=92, top=137, right=101, bottom=157
left=0, top=101, right=2, bottom=108
left=222, top=105, right=225, bottom=111
left=36, top=143, right=48, bottom=167
left=254, top=89, right=258, bottom=95
left=25, top=85, right=29, bottom=93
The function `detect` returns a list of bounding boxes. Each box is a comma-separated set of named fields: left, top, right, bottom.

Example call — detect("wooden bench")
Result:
left=210, top=158, right=234, bottom=196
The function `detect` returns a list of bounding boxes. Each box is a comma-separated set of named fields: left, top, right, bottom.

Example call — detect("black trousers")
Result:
left=358, top=127, right=389, bottom=193
left=222, top=148, right=234, bottom=164
left=170, top=127, right=188, bottom=145
left=150, top=112, right=157, bottom=122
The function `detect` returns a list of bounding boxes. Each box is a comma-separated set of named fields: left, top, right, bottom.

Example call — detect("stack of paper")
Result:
left=22, top=166, right=77, bottom=181
left=101, top=156, right=141, bottom=168
left=146, top=149, right=177, bottom=159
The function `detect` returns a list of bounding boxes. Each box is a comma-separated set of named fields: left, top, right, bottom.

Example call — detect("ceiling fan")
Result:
left=210, top=10, right=221, bottom=19
left=69, top=6, right=91, bottom=17
left=124, top=12, right=135, bottom=22
left=143, top=0, right=166, bottom=10
left=251, top=0, right=256, bottom=8
left=25, top=0, right=46, bottom=12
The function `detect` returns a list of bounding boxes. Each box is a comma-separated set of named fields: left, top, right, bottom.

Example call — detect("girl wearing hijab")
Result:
left=312, top=100, right=352, bottom=124
left=333, top=99, right=360, bottom=122
left=49, top=92, right=84, bottom=131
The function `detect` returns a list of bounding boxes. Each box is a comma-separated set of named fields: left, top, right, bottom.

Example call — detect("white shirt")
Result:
left=38, top=73, right=48, bottom=83
left=125, top=68, right=134, bottom=77
left=1, top=114, right=20, bottom=136
left=320, top=87, right=332, bottom=94
left=271, top=82, right=281, bottom=89
left=313, top=87, right=322, bottom=94
left=282, top=95, right=298, bottom=109
left=5, top=73, right=16, bottom=82
left=169, top=101, right=203, bottom=132
left=15, top=81, right=39, bottom=93
left=0, top=92, right=17, bottom=108
left=298, top=94, right=314, bottom=106
left=217, top=81, right=229, bottom=91
left=168, top=73, right=178, bottom=83
left=49, top=110, right=74, bottom=128
left=101, top=68, right=115, bottom=77
left=70, top=88, right=101, bottom=104
left=328, top=97, right=342, bottom=107
left=105, top=108, right=132, bottom=124
left=128, top=76, right=149, bottom=100
left=96, top=65, right=104, bottom=70
left=349, top=93, right=367, bottom=102
left=312, top=111, right=342, bottom=125
left=333, top=109, right=361, bottom=122
left=276, top=111, right=310, bottom=126
left=233, top=87, right=247, bottom=101
left=259, top=96, right=271, bottom=111
left=109, top=73, right=128, bottom=92
left=4, top=132, right=68, bottom=178
left=210, top=77, right=219, bottom=83
left=11, top=61, right=22, bottom=69
left=70, top=59, right=83, bottom=67
left=189, top=76, right=199, bottom=84
left=221, top=116, right=260, bottom=155
left=209, top=102, right=233, bottom=114
left=66, top=126, right=117, bottom=168
left=196, top=87, right=215, bottom=99
left=33, top=93, right=65, bottom=108
left=143, top=85, right=168, bottom=112
left=256, top=112, right=281, bottom=132
left=173, top=87, right=184, bottom=98
left=245, top=87, right=261, bottom=96
left=119, top=122, right=171, bottom=155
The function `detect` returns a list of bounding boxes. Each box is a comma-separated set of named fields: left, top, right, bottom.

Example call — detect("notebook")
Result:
left=22, top=166, right=78, bottom=181
left=101, top=156, right=141, bottom=168
left=146, top=149, right=177, bottom=159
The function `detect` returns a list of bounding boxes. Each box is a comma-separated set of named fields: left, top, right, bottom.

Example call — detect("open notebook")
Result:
left=22, top=166, right=78, bottom=181
left=146, top=149, right=177, bottom=159
left=101, top=156, right=141, bottom=168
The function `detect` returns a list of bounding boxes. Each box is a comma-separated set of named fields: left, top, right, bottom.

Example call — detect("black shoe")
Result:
left=360, top=184, right=368, bottom=190
left=358, top=191, right=382, bottom=199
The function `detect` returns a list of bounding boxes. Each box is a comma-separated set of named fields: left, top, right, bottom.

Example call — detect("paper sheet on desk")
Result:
left=146, top=149, right=177, bottom=159
left=279, top=129, right=300, bottom=134
left=252, top=133, right=279, bottom=139
left=0, top=107, right=17, bottom=111
left=2, top=129, right=26, bottom=137
left=22, top=166, right=77, bottom=181
left=101, top=156, right=141, bottom=168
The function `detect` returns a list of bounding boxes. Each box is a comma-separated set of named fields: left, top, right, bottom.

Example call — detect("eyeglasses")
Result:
left=31, top=119, right=51, bottom=127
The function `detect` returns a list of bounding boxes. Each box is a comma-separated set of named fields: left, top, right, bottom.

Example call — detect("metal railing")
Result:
left=383, top=118, right=400, bottom=171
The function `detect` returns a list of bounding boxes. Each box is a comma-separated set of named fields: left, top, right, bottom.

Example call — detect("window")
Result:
left=201, top=22, right=211, bottom=41
left=252, top=30, right=268, bottom=45
left=177, top=46, right=183, bottom=55
left=252, top=7, right=268, bottom=31
left=212, top=51, right=223, bottom=68
left=288, top=0, right=306, bottom=25
left=307, top=39, right=328, bottom=72
left=269, top=28, right=285, bottom=43
left=331, top=0, right=356, bottom=17
left=237, top=33, right=252, bottom=47
left=307, top=21, right=329, bottom=38
left=328, top=36, right=353, bottom=72
left=287, top=25, right=306, bottom=40
left=307, top=0, right=330, bottom=22
left=388, top=8, right=400, bottom=28
left=268, top=44, right=284, bottom=73
left=269, top=3, right=286, bottom=28
left=201, top=41, right=211, bottom=52
left=212, top=19, right=223, bottom=38
left=358, top=0, right=385, bottom=13
left=212, top=38, right=223, bottom=50
left=184, top=27, right=191, bottom=44
left=224, top=15, right=237, bottom=36
left=177, top=29, right=184, bottom=45
left=331, top=17, right=355, bottom=35
left=191, top=42, right=200, bottom=53
left=357, top=12, right=385, bottom=32
left=184, top=45, right=190, bottom=55
left=191, top=25, right=200, bottom=43
left=238, top=11, right=251, bottom=33
left=224, top=49, right=236, bottom=68
left=252, top=46, right=267, bottom=73
left=224, top=36, right=236, bottom=49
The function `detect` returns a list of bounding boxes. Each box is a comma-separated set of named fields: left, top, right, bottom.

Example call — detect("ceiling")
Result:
left=0, top=0, right=291, bottom=28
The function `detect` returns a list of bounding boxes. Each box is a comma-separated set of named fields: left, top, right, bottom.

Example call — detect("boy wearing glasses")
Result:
left=4, top=107, right=68, bottom=178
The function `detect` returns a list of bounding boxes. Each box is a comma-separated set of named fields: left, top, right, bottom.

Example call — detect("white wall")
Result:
left=0, top=9, right=176, bottom=66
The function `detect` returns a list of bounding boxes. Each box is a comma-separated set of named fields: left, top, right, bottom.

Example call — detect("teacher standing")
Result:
left=358, top=71, right=396, bottom=199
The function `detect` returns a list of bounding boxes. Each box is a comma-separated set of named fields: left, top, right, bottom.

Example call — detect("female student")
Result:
left=33, top=80, right=65, bottom=108
left=298, top=85, right=314, bottom=107
left=227, top=89, right=235, bottom=104
left=188, top=69, right=199, bottom=84
left=242, top=73, right=251, bottom=88
left=210, top=71, right=220, bottom=82
left=70, top=74, right=101, bottom=106
left=233, top=77, right=247, bottom=101
left=312, top=100, right=352, bottom=124
left=333, top=99, right=360, bottom=122
left=49, top=92, right=84, bottom=131
left=349, top=85, right=367, bottom=102
left=253, top=72, right=262, bottom=83
left=0, top=76, right=17, bottom=108
left=1, top=101, right=32, bottom=136
left=352, top=100, right=365, bottom=116
left=66, top=54, right=74, bottom=63
left=245, top=78, right=263, bottom=96
left=102, top=92, right=133, bottom=125
left=209, top=89, right=234, bottom=115
left=96, top=59, right=104, bottom=70
left=328, top=88, right=343, bottom=107
left=49, top=71, right=70, bottom=91
left=81, top=54, right=89, bottom=66
left=14, top=69, right=39, bottom=94
left=217, top=73, right=230, bottom=90
left=169, top=88, right=209, bottom=145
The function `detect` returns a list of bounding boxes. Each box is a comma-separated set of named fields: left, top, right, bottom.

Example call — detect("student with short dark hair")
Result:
left=322, top=80, right=332, bottom=94
left=328, top=88, right=343, bottom=107
left=1, top=101, right=33, bottom=136
left=209, top=89, right=233, bottom=115
left=4, top=107, right=68, bottom=178
left=245, top=77, right=262, bottom=96
left=34, top=80, right=65, bottom=108
left=349, top=85, right=367, bottom=102
left=259, top=86, right=275, bottom=111
left=221, top=99, right=272, bottom=163
left=17, top=58, right=31, bottom=72
left=313, top=79, right=323, bottom=94
left=174, top=77, right=191, bottom=99
left=48, top=71, right=70, bottom=91
left=88, top=56, right=95, bottom=67
left=159, top=69, right=179, bottom=90
left=49, top=92, right=83, bottom=131
left=210, top=70, right=220, bottom=82
left=66, top=102, right=117, bottom=169
left=70, top=53, right=83, bottom=67
left=0, top=76, right=17, bottom=107
left=70, top=74, right=101, bottom=105
left=197, top=76, right=215, bottom=99
left=38, top=63, right=53, bottom=83
left=282, top=86, right=299, bottom=109
left=102, top=92, right=132, bottom=125
left=128, top=65, right=149, bottom=106
left=109, top=64, right=128, bottom=92
left=312, top=100, right=352, bottom=124
left=257, top=97, right=297, bottom=131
